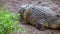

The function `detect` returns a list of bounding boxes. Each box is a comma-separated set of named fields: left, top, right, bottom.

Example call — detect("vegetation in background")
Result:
left=0, top=9, right=27, bottom=34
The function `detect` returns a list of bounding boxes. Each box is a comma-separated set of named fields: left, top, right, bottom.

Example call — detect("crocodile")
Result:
left=19, top=4, right=60, bottom=30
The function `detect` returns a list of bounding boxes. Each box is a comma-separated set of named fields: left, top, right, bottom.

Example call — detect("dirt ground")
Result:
left=1, top=0, right=60, bottom=34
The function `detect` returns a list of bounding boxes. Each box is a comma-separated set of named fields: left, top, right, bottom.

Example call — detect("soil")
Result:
left=1, top=0, right=60, bottom=34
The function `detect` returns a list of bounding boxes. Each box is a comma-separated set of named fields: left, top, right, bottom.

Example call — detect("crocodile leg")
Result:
left=36, top=19, right=46, bottom=31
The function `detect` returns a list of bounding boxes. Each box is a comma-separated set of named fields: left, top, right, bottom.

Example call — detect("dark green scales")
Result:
left=19, top=4, right=60, bottom=30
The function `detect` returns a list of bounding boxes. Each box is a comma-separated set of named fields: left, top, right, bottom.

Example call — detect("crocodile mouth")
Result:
left=44, top=22, right=60, bottom=29
left=49, top=24, right=60, bottom=29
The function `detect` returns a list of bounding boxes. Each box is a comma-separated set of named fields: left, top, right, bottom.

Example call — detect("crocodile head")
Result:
left=50, top=14, right=60, bottom=29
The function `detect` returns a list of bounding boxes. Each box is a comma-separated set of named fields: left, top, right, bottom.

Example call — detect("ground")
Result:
left=1, top=0, right=60, bottom=34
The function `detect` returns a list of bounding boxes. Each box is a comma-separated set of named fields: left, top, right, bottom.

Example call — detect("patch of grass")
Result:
left=0, top=9, right=27, bottom=34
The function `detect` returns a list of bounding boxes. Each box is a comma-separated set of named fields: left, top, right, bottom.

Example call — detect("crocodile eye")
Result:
left=56, top=14, right=60, bottom=17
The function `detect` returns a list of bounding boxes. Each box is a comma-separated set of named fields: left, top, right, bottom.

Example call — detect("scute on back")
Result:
left=19, top=4, right=60, bottom=30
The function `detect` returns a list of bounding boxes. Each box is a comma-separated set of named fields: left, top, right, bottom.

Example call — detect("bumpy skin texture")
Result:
left=19, top=4, right=60, bottom=30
